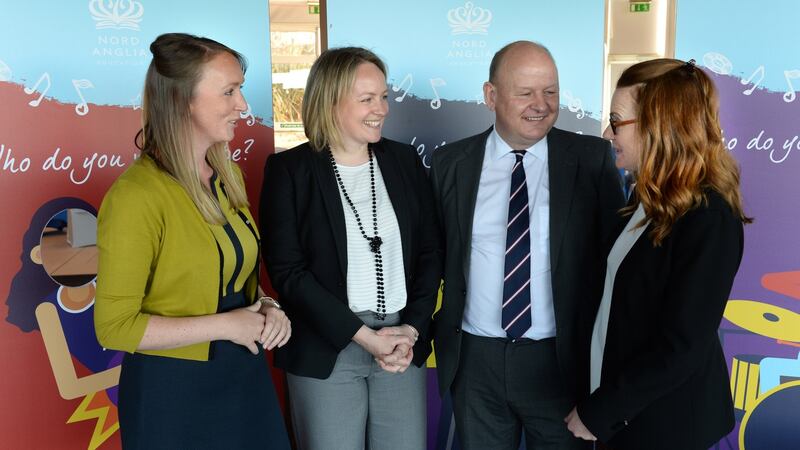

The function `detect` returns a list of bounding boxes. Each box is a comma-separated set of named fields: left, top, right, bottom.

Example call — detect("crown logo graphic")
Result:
left=89, top=0, right=144, bottom=31
left=447, top=2, right=492, bottom=36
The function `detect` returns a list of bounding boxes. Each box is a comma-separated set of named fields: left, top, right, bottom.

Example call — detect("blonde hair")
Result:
left=302, top=47, right=386, bottom=151
left=617, top=58, right=751, bottom=245
left=136, top=33, right=249, bottom=224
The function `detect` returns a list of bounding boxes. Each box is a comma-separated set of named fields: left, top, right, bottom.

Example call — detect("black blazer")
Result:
left=578, top=190, right=742, bottom=449
left=259, top=139, right=442, bottom=379
left=429, top=126, right=625, bottom=398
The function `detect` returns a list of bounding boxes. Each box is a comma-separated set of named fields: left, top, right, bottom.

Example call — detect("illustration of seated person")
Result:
left=6, top=200, right=121, bottom=403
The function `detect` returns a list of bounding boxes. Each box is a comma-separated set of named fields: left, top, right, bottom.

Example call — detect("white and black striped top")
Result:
left=334, top=160, right=407, bottom=314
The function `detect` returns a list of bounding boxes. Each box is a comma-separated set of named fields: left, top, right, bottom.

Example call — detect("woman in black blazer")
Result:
left=564, top=59, right=751, bottom=449
left=259, top=47, right=441, bottom=450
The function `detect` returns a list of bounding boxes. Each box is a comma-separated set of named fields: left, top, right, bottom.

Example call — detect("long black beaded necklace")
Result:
left=329, top=148, right=386, bottom=320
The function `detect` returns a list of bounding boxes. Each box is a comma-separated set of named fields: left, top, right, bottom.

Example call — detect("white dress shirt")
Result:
left=462, top=129, right=556, bottom=340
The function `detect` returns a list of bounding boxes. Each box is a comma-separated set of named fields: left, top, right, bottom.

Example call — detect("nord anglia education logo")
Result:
left=89, top=0, right=144, bottom=31
left=447, top=1, right=492, bottom=36
left=445, top=2, right=492, bottom=66
left=89, top=0, right=147, bottom=65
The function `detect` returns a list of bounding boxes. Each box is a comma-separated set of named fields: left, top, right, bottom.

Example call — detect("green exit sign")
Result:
left=308, top=4, right=320, bottom=14
left=630, top=2, right=651, bottom=12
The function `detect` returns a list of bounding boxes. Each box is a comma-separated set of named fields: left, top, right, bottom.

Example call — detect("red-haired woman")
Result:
left=565, top=59, right=751, bottom=450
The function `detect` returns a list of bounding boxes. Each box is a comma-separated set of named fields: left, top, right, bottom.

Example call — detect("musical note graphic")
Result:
left=130, top=93, right=141, bottom=110
left=782, top=70, right=800, bottom=103
left=392, top=73, right=413, bottom=103
left=72, top=79, right=94, bottom=116
left=24, top=72, right=51, bottom=107
left=741, top=66, right=765, bottom=96
left=429, top=78, right=446, bottom=110
left=562, top=90, right=585, bottom=119
left=240, top=103, right=256, bottom=126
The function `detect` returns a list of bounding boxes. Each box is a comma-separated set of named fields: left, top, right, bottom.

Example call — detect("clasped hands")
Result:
left=227, top=300, right=291, bottom=355
left=355, top=324, right=418, bottom=373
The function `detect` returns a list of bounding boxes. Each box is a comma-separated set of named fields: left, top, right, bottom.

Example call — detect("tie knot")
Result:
left=511, top=150, right=526, bottom=160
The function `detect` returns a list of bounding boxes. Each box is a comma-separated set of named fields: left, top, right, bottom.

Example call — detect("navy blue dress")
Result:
left=117, top=175, right=291, bottom=449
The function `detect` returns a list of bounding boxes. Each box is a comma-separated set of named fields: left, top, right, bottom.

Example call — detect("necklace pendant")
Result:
left=369, top=236, right=383, bottom=253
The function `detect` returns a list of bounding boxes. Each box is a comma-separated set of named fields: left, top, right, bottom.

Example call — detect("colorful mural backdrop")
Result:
left=0, top=1, right=274, bottom=448
left=330, top=1, right=799, bottom=449
left=677, top=1, right=800, bottom=449
left=327, top=1, right=606, bottom=448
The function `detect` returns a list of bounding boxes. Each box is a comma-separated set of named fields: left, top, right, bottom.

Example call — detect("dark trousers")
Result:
left=451, top=332, right=589, bottom=450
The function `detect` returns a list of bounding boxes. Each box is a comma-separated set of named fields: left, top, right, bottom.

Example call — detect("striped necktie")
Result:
left=502, top=150, right=532, bottom=339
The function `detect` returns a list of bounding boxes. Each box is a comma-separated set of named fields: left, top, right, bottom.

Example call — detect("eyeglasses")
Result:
left=609, top=118, right=636, bottom=135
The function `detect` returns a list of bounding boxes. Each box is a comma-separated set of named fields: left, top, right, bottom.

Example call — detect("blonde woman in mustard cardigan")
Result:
left=94, top=33, right=291, bottom=450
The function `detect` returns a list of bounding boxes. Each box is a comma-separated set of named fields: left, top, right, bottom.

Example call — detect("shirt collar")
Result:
left=489, top=128, right=549, bottom=163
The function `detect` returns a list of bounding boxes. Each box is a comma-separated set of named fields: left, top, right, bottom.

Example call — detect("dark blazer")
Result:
left=578, top=190, right=741, bottom=450
left=259, top=138, right=442, bottom=379
left=429, top=126, right=625, bottom=398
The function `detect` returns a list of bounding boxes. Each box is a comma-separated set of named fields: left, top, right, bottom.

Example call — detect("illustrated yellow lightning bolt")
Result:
left=67, top=391, right=119, bottom=450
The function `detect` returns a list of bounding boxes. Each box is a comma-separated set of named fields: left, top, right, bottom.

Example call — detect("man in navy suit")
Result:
left=430, top=41, right=625, bottom=449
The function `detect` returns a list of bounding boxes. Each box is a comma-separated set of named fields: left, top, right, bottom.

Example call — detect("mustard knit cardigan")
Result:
left=94, top=156, right=259, bottom=361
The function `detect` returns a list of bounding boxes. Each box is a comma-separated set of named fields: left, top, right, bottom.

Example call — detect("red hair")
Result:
left=617, top=59, right=751, bottom=245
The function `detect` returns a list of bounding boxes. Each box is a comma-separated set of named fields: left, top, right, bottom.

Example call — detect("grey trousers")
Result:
left=286, top=311, right=427, bottom=450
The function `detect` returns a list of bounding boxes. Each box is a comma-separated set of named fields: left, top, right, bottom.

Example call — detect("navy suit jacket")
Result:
left=429, top=126, right=625, bottom=399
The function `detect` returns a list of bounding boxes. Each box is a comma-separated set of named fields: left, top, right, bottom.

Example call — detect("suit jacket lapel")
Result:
left=548, top=128, right=578, bottom=274
left=310, top=148, right=348, bottom=277
left=455, top=127, right=491, bottom=280
left=374, top=141, right=412, bottom=273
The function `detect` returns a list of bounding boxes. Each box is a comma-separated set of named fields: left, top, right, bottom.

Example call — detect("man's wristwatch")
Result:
left=258, top=296, right=282, bottom=310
